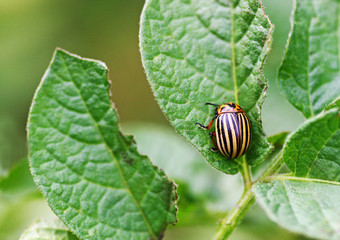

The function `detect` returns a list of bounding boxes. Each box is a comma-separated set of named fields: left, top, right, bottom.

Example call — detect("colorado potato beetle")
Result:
left=196, top=102, right=252, bottom=159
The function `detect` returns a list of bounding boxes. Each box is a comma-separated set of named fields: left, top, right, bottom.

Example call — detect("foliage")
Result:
left=140, top=0, right=340, bottom=239
left=6, top=0, right=339, bottom=239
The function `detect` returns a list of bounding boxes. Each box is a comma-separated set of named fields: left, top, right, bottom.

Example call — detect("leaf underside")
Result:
left=20, top=219, right=78, bottom=240
left=140, top=0, right=273, bottom=174
left=267, top=131, right=289, bottom=149
left=278, top=0, right=340, bottom=118
left=254, top=179, right=340, bottom=240
left=255, top=109, right=340, bottom=239
left=283, top=109, right=340, bottom=182
left=28, top=49, right=177, bottom=240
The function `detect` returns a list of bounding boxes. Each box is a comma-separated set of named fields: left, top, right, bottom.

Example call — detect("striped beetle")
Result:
left=196, top=102, right=252, bottom=159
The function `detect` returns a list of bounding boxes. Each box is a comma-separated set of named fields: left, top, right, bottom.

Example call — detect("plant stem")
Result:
left=211, top=188, right=255, bottom=240
left=240, top=156, right=252, bottom=190
left=212, top=150, right=285, bottom=240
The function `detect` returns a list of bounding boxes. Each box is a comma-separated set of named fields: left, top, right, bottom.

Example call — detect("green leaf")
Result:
left=278, top=0, right=340, bottom=118
left=140, top=0, right=273, bottom=174
left=283, top=109, right=340, bottom=181
left=254, top=178, right=340, bottom=240
left=20, top=219, right=78, bottom=240
left=27, top=49, right=177, bottom=240
left=267, top=131, right=289, bottom=150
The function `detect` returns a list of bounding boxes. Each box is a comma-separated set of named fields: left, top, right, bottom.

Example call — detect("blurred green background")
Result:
left=0, top=0, right=308, bottom=239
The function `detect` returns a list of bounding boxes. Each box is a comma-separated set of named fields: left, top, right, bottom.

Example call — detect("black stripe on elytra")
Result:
left=240, top=114, right=247, bottom=155
left=218, top=114, right=229, bottom=157
left=237, top=113, right=244, bottom=155
left=239, top=113, right=247, bottom=156
left=226, top=114, right=235, bottom=158
left=230, top=113, right=241, bottom=154
left=243, top=114, right=250, bottom=154
left=246, top=114, right=251, bottom=151
left=216, top=116, right=222, bottom=154
left=219, top=115, right=229, bottom=157
left=215, top=116, right=222, bottom=155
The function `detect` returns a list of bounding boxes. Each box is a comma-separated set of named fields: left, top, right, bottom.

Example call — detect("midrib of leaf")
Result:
left=231, top=2, right=239, bottom=104
left=59, top=54, right=158, bottom=240
left=230, top=2, right=251, bottom=180
left=189, top=0, right=250, bottom=177
left=306, top=3, right=314, bottom=118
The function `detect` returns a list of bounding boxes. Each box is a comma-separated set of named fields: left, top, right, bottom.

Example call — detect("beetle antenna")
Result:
left=205, top=103, right=219, bottom=106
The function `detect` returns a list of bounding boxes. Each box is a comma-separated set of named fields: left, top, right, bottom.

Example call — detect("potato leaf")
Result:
left=278, top=0, right=340, bottom=118
left=27, top=49, right=177, bottom=240
left=140, top=0, right=273, bottom=174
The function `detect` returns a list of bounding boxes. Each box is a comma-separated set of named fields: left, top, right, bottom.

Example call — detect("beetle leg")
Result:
left=205, top=103, right=219, bottom=107
left=210, top=147, right=218, bottom=152
left=195, top=115, right=217, bottom=130
left=195, top=122, right=208, bottom=129
left=209, top=132, right=218, bottom=152
left=204, top=103, right=219, bottom=115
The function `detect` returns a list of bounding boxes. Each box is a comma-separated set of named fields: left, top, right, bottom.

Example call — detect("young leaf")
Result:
left=254, top=178, right=340, bottom=240
left=283, top=109, right=340, bottom=181
left=278, top=0, right=340, bottom=118
left=267, top=131, right=289, bottom=150
left=140, top=0, right=273, bottom=174
left=20, top=219, right=78, bottom=240
left=27, top=49, right=177, bottom=240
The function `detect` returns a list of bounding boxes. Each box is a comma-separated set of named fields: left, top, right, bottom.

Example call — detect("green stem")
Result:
left=212, top=150, right=285, bottom=240
left=240, top=156, right=252, bottom=190
left=211, top=188, right=255, bottom=240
